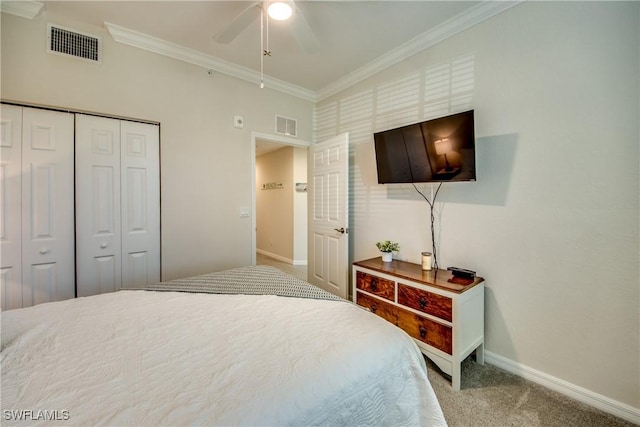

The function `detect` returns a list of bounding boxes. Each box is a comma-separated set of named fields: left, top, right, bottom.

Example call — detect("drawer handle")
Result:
left=419, top=326, right=427, bottom=338
left=371, top=304, right=377, bottom=314
left=419, top=297, right=427, bottom=309
left=370, top=278, right=378, bottom=292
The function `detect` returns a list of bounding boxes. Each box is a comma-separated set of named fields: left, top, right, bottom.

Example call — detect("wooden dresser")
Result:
left=352, top=257, right=485, bottom=390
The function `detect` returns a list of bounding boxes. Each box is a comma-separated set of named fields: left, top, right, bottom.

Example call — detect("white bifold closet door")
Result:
left=0, top=105, right=75, bottom=310
left=75, top=115, right=160, bottom=297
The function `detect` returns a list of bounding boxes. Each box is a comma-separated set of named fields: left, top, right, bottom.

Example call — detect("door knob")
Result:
left=100, top=242, right=108, bottom=249
left=333, top=227, right=346, bottom=234
left=39, top=247, right=49, bottom=254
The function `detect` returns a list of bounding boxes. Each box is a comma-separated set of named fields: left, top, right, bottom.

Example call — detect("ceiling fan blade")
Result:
left=291, top=3, right=319, bottom=54
left=213, top=2, right=262, bottom=44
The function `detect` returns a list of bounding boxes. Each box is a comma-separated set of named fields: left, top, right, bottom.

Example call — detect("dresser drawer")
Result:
left=356, top=291, right=397, bottom=324
left=398, top=283, right=452, bottom=322
left=356, top=271, right=395, bottom=301
left=395, top=306, right=452, bottom=355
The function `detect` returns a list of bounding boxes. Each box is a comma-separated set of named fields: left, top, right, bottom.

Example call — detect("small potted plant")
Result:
left=376, top=240, right=400, bottom=262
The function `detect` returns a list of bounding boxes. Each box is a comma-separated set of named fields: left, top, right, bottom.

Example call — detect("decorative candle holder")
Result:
left=421, top=252, right=432, bottom=271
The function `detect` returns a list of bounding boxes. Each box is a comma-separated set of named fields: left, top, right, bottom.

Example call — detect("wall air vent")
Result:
left=47, top=24, right=101, bottom=64
left=275, top=115, right=297, bottom=137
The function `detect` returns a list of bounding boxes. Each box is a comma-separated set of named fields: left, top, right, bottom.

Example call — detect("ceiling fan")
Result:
left=213, top=1, right=319, bottom=54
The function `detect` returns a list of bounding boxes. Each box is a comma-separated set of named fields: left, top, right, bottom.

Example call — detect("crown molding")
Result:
left=316, top=0, right=524, bottom=101
left=104, top=1, right=522, bottom=104
left=104, top=22, right=317, bottom=103
left=0, top=1, right=44, bottom=19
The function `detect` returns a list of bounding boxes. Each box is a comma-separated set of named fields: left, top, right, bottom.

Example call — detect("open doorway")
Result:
left=251, top=132, right=310, bottom=281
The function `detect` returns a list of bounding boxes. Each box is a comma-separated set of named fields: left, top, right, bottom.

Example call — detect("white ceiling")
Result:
left=36, top=1, right=512, bottom=100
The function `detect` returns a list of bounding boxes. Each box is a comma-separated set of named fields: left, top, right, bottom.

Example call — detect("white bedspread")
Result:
left=1, top=290, right=446, bottom=426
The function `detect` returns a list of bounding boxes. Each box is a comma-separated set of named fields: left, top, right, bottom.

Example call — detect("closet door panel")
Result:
left=21, top=108, right=75, bottom=306
left=30, top=262, right=57, bottom=305
left=120, top=121, right=160, bottom=288
left=94, top=255, right=117, bottom=292
left=76, top=115, right=122, bottom=296
left=1, top=268, right=21, bottom=310
left=126, top=251, right=149, bottom=288
left=0, top=105, right=23, bottom=310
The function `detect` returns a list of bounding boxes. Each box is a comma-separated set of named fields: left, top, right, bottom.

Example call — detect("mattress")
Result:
left=1, top=266, right=447, bottom=426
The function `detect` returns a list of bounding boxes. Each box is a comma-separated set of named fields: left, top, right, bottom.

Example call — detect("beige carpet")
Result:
left=426, top=357, right=636, bottom=427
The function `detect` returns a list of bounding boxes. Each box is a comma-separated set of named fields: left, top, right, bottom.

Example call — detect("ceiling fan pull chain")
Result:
left=260, top=5, right=265, bottom=88
left=266, top=5, right=270, bottom=55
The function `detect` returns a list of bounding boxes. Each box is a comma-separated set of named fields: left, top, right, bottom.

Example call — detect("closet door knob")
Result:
left=100, top=242, right=108, bottom=249
left=39, top=247, right=49, bottom=254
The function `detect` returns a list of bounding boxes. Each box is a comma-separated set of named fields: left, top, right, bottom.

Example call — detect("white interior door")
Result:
left=120, top=121, right=160, bottom=288
left=308, top=133, right=349, bottom=298
left=21, top=107, right=75, bottom=306
left=0, top=105, right=24, bottom=310
left=76, top=115, right=122, bottom=296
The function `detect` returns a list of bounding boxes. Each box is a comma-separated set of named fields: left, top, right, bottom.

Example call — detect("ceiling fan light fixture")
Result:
left=267, top=2, right=292, bottom=21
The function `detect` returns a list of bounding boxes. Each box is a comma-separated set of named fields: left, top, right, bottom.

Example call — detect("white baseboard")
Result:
left=292, top=259, right=307, bottom=266
left=256, top=249, right=301, bottom=266
left=484, top=351, right=640, bottom=425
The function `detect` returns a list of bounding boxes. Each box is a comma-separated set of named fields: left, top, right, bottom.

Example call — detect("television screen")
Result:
left=374, top=110, right=476, bottom=183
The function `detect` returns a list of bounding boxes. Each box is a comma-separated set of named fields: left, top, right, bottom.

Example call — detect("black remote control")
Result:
left=447, top=266, right=476, bottom=278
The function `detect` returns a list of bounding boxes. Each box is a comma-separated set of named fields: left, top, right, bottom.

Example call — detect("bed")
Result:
left=1, top=266, right=447, bottom=426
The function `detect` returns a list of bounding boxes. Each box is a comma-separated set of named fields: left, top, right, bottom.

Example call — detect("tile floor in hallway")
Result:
left=256, top=253, right=308, bottom=281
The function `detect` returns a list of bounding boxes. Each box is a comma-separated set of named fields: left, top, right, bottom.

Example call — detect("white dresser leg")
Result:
left=452, top=363, right=461, bottom=391
left=476, top=342, right=485, bottom=365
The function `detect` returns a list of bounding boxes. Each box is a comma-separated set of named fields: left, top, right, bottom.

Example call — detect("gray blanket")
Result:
left=138, top=265, right=344, bottom=302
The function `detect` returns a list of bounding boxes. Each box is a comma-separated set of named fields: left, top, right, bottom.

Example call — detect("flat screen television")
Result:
left=374, top=110, right=476, bottom=183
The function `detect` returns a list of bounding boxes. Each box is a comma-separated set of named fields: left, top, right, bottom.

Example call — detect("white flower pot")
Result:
left=381, top=252, right=393, bottom=262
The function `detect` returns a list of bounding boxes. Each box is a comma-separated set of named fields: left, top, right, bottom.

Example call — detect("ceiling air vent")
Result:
left=275, top=115, right=297, bottom=137
left=47, top=24, right=101, bottom=64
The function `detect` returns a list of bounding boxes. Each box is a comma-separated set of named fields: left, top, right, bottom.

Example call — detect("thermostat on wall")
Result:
left=234, top=115, right=244, bottom=129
